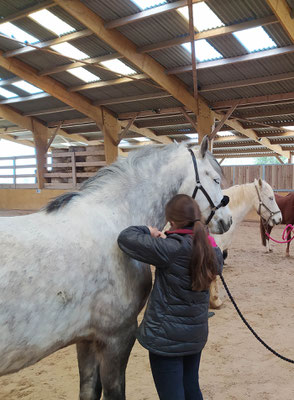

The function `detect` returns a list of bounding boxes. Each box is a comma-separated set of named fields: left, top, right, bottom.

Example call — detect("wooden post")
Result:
left=102, top=109, right=119, bottom=164
left=71, top=152, right=77, bottom=187
left=31, top=119, right=48, bottom=189
left=12, top=156, right=16, bottom=188
left=197, top=99, right=215, bottom=143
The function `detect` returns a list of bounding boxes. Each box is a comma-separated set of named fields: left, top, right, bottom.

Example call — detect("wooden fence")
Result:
left=0, top=145, right=106, bottom=190
left=0, top=152, right=293, bottom=191
left=223, top=164, right=294, bottom=191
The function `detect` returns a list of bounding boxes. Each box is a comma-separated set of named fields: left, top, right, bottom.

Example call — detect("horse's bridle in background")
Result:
left=188, top=149, right=230, bottom=225
left=254, top=183, right=280, bottom=226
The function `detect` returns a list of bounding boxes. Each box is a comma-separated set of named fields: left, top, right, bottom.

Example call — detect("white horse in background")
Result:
left=210, top=179, right=282, bottom=309
left=0, top=137, right=232, bottom=400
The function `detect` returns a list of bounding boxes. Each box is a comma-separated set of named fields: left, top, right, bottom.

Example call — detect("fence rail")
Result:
left=223, top=164, right=294, bottom=192
left=0, top=145, right=106, bottom=189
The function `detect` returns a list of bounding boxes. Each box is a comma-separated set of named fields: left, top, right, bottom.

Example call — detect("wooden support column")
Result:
left=197, top=99, right=215, bottom=143
left=102, top=109, right=119, bottom=164
left=31, top=119, right=48, bottom=189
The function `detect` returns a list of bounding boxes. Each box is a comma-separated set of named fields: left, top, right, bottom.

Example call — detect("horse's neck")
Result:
left=87, top=148, right=186, bottom=230
left=229, top=184, right=257, bottom=225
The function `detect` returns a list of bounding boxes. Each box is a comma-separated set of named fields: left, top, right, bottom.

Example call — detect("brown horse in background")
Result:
left=260, top=193, right=294, bottom=257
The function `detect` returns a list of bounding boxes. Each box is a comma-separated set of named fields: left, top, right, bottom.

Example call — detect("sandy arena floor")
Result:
left=0, top=214, right=293, bottom=399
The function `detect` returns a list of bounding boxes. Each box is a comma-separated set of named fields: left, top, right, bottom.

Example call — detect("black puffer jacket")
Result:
left=117, top=226, right=223, bottom=357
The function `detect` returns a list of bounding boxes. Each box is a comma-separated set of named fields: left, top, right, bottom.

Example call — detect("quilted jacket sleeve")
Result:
left=213, top=246, right=224, bottom=275
left=117, top=225, right=183, bottom=268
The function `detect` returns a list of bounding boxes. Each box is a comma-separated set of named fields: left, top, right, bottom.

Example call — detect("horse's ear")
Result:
left=258, top=178, right=263, bottom=187
left=200, top=135, right=209, bottom=158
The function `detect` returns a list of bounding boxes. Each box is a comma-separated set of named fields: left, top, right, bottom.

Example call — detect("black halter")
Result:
left=254, top=183, right=280, bottom=226
left=189, top=149, right=230, bottom=225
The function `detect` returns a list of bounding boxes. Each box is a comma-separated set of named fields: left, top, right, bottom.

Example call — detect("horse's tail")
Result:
left=260, top=218, right=267, bottom=247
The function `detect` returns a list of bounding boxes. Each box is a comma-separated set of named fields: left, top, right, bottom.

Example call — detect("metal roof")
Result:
left=0, top=0, right=293, bottom=158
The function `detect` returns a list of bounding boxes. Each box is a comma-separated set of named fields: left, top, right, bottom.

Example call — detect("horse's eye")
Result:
left=269, top=196, right=274, bottom=201
left=214, top=178, right=220, bottom=184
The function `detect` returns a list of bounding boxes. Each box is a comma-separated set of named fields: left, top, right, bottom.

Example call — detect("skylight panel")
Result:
left=0, top=87, right=18, bottom=98
left=67, top=67, right=100, bottom=82
left=178, top=2, right=224, bottom=32
left=130, top=0, right=167, bottom=10
left=182, top=39, right=223, bottom=62
left=29, top=9, right=75, bottom=36
left=0, top=22, right=38, bottom=43
left=51, top=42, right=89, bottom=60
left=233, top=27, right=277, bottom=52
left=100, top=59, right=136, bottom=75
left=12, top=80, right=43, bottom=94
left=283, top=125, right=294, bottom=131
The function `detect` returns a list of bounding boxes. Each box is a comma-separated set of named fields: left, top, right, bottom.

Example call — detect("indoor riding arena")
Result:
left=0, top=1, right=294, bottom=400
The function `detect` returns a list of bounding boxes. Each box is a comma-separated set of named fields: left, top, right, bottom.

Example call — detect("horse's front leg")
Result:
left=266, top=227, right=273, bottom=253
left=77, top=341, right=102, bottom=400
left=99, top=324, right=137, bottom=400
left=209, top=277, right=222, bottom=309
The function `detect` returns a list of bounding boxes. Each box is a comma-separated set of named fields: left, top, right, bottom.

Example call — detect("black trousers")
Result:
left=149, top=351, right=203, bottom=400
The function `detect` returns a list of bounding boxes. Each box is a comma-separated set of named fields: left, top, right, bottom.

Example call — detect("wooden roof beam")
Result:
left=139, top=15, right=277, bottom=53
left=3, top=29, right=93, bottom=58
left=266, top=0, right=294, bottom=43
left=0, top=49, right=105, bottom=129
left=69, top=74, right=147, bottom=92
left=200, top=71, right=294, bottom=93
left=105, top=0, right=203, bottom=29
left=0, top=1, right=54, bottom=24
left=54, top=0, right=211, bottom=120
left=38, top=53, right=122, bottom=76
left=167, top=44, right=294, bottom=74
left=214, top=112, right=290, bottom=158
left=212, top=91, right=294, bottom=110
left=94, top=91, right=171, bottom=106
left=0, top=104, right=90, bottom=145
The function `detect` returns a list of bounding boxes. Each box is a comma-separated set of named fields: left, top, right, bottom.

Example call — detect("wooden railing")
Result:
left=223, top=164, right=294, bottom=192
left=0, top=146, right=106, bottom=190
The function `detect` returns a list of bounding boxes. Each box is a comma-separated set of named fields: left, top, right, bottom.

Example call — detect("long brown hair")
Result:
left=165, top=194, right=217, bottom=291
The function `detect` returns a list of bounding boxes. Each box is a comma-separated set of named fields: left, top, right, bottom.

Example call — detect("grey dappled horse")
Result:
left=0, top=138, right=232, bottom=400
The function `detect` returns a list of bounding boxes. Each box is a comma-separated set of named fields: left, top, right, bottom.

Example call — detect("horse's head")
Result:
left=254, top=178, right=282, bottom=226
left=180, top=136, right=232, bottom=234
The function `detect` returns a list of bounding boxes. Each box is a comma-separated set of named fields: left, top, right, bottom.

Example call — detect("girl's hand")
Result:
left=148, top=226, right=165, bottom=238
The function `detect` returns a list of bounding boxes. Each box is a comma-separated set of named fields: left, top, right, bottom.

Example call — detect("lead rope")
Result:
left=219, top=274, right=294, bottom=364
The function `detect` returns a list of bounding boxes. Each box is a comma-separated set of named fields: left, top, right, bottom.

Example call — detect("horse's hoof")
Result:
left=269, top=249, right=273, bottom=253
left=286, top=253, right=290, bottom=258
left=209, top=299, right=222, bottom=309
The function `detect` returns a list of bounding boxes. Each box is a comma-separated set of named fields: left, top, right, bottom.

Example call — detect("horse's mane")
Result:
left=44, top=142, right=223, bottom=214
left=45, top=143, right=183, bottom=213
left=223, top=182, right=255, bottom=208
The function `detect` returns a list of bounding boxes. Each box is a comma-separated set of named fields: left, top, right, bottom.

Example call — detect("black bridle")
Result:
left=189, top=149, right=230, bottom=225
left=254, top=183, right=280, bottom=227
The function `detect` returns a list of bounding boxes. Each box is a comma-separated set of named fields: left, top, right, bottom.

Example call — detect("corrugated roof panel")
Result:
left=12, top=18, right=57, bottom=42
left=81, top=0, right=142, bottom=20
left=0, top=67, right=15, bottom=80
left=264, top=24, right=292, bottom=47
left=0, top=0, right=38, bottom=18
left=0, top=36, right=24, bottom=52
left=106, top=96, right=182, bottom=114
left=11, top=97, right=68, bottom=114
left=48, top=5, right=86, bottom=31
left=151, top=46, right=192, bottom=69
left=207, top=35, right=248, bottom=58
left=68, top=35, right=116, bottom=57
left=208, top=0, right=273, bottom=25
left=39, top=110, right=88, bottom=124
left=17, top=50, right=70, bottom=71
left=117, top=12, right=188, bottom=47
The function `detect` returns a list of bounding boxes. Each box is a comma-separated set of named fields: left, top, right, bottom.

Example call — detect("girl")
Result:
left=117, top=194, right=223, bottom=400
